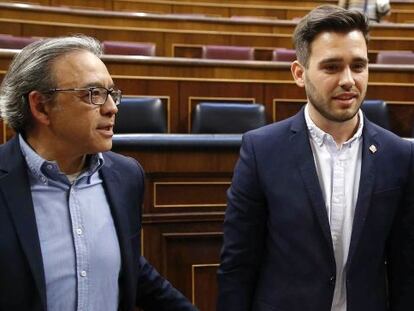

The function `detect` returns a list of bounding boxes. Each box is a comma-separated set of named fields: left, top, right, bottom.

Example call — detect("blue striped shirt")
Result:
left=19, top=135, right=121, bottom=311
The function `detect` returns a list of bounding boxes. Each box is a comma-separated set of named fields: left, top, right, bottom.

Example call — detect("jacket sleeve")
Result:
left=217, top=133, right=267, bottom=311
left=136, top=256, right=198, bottom=311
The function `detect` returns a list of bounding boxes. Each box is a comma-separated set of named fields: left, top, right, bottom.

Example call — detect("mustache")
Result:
left=332, top=89, right=360, bottom=98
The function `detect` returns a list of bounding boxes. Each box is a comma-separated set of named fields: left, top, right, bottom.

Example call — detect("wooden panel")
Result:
left=140, top=219, right=223, bottom=309
left=153, top=181, right=230, bottom=208
left=161, top=231, right=223, bottom=306
left=272, top=98, right=306, bottom=122
left=118, top=144, right=239, bottom=174
left=192, top=264, right=219, bottom=311
left=385, top=9, right=414, bottom=23
left=387, top=102, right=414, bottom=137
left=51, top=0, right=113, bottom=9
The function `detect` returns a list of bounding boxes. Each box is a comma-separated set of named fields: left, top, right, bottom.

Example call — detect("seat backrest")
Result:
left=376, top=51, right=414, bottom=65
left=201, top=45, right=254, bottom=60
left=0, top=34, right=38, bottom=49
left=102, top=40, right=156, bottom=56
left=114, top=97, right=167, bottom=133
left=272, top=48, right=296, bottom=62
left=361, top=100, right=390, bottom=130
left=191, top=102, right=266, bottom=134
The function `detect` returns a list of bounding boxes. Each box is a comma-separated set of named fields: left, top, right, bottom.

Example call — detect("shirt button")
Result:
left=76, top=228, right=83, bottom=235
left=329, top=276, right=336, bottom=285
left=80, top=270, right=87, bottom=277
left=47, top=164, right=53, bottom=170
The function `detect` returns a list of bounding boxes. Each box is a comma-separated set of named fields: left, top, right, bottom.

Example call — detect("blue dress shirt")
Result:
left=19, top=135, right=121, bottom=311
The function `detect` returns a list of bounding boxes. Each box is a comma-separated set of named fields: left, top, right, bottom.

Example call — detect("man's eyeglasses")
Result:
left=47, top=87, right=122, bottom=106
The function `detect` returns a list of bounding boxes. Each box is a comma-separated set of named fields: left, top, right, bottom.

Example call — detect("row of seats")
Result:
left=0, top=34, right=157, bottom=56
left=114, top=98, right=267, bottom=134
left=0, top=34, right=296, bottom=61
left=104, top=42, right=414, bottom=64
left=2, top=33, right=414, bottom=64
left=0, top=34, right=38, bottom=49
left=190, top=46, right=414, bottom=64
left=114, top=98, right=391, bottom=134
left=103, top=43, right=297, bottom=62
left=376, top=50, right=414, bottom=64
left=201, top=45, right=296, bottom=62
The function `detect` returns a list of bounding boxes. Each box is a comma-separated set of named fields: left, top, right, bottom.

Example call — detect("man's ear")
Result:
left=291, top=60, right=305, bottom=88
left=27, top=90, right=51, bottom=126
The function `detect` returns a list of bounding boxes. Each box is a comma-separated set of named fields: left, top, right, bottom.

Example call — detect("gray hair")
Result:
left=293, top=5, right=369, bottom=67
left=0, top=35, right=102, bottom=133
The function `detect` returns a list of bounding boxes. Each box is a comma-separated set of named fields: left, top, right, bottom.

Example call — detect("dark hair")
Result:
left=293, top=5, right=369, bottom=67
left=0, top=35, right=102, bottom=133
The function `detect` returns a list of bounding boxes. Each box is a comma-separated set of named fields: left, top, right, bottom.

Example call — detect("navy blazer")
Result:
left=217, top=110, right=414, bottom=311
left=0, top=136, right=197, bottom=311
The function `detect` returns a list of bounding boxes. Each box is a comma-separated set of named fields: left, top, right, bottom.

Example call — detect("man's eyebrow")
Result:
left=81, top=82, right=115, bottom=89
left=319, top=57, right=368, bottom=65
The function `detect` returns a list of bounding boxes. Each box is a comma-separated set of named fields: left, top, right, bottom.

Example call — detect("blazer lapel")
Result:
left=0, top=137, right=46, bottom=310
left=347, top=119, right=378, bottom=262
left=100, top=156, right=135, bottom=311
left=290, top=111, right=335, bottom=256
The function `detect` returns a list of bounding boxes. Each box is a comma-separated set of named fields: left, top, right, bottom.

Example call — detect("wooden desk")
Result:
left=1, top=50, right=414, bottom=137
left=112, top=134, right=240, bottom=311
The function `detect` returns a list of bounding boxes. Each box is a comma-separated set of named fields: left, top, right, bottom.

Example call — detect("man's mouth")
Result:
left=97, top=124, right=114, bottom=136
left=332, top=92, right=357, bottom=100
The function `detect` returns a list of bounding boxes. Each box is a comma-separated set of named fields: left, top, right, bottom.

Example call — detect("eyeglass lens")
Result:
left=90, top=88, right=121, bottom=105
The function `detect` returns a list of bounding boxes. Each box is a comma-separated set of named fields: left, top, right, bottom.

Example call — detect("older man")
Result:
left=0, top=35, right=197, bottom=311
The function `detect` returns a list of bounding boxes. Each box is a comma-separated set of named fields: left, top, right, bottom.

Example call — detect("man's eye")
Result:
left=324, top=64, right=339, bottom=72
left=91, top=89, right=102, bottom=97
left=352, top=63, right=367, bottom=72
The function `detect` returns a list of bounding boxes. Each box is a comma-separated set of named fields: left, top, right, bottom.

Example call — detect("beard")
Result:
left=304, top=75, right=364, bottom=123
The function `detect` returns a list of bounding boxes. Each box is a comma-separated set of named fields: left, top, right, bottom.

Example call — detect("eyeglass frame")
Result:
left=46, top=86, right=122, bottom=106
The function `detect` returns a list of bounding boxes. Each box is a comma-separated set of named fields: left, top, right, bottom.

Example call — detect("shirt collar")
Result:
left=304, top=104, right=364, bottom=148
left=18, top=134, right=104, bottom=184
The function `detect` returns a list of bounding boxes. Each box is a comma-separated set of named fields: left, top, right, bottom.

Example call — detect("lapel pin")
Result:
left=369, top=144, right=377, bottom=154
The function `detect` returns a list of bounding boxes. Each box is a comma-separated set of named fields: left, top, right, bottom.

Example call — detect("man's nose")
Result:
left=101, top=95, right=119, bottom=115
left=339, top=67, right=356, bottom=90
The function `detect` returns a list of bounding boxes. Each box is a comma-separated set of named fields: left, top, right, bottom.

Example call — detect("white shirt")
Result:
left=304, top=105, right=364, bottom=311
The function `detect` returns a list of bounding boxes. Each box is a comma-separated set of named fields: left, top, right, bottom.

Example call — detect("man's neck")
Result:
left=25, top=132, right=87, bottom=175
